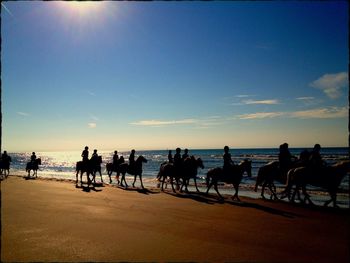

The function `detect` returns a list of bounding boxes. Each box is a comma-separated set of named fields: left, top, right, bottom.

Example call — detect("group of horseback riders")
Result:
left=0, top=151, right=12, bottom=177
left=278, top=142, right=326, bottom=180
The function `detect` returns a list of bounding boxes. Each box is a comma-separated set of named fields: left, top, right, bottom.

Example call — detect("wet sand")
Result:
left=1, top=175, right=349, bottom=262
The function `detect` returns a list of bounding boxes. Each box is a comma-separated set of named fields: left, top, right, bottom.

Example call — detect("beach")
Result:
left=1, top=175, right=349, bottom=262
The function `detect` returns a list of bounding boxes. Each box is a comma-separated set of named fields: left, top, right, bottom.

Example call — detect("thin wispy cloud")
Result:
left=88, top=122, right=97, bottom=128
left=310, top=72, right=348, bottom=99
left=237, top=106, right=347, bottom=120
left=296, top=97, right=315, bottom=101
left=130, top=119, right=197, bottom=126
left=17, top=112, right=30, bottom=116
left=89, top=114, right=99, bottom=121
left=243, top=99, right=280, bottom=105
left=87, top=91, right=96, bottom=96
left=290, top=106, right=347, bottom=119
left=237, top=112, right=284, bottom=120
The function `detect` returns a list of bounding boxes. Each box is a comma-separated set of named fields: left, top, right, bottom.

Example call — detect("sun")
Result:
left=59, top=1, right=104, bottom=17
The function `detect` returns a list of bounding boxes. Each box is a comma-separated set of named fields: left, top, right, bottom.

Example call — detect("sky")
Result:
left=1, top=1, right=349, bottom=152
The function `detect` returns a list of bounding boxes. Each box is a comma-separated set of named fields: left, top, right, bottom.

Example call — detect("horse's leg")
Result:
left=132, top=175, right=136, bottom=188
left=194, top=177, right=200, bottom=192
left=270, top=183, right=279, bottom=200
left=206, top=181, right=213, bottom=195
left=261, top=182, right=267, bottom=199
left=139, top=175, right=145, bottom=189
left=170, top=177, right=176, bottom=193
left=232, top=184, right=240, bottom=202
left=76, top=170, right=79, bottom=184
left=213, top=182, right=223, bottom=200
left=99, top=170, right=103, bottom=183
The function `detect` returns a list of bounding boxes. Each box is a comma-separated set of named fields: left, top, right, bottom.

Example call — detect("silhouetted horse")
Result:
left=106, top=157, right=125, bottom=184
left=180, top=156, right=204, bottom=192
left=76, top=160, right=93, bottom=186
left=206, top=159, right=252, bottom=201
left=254, top=161, right=282, bottom=199
left=91, top=156, right=103, bottom=184
left=283, top=160, right=350, bottom=207
left=118, top=156, right=148, bottom=189
left=158, top=162, right=178, bottom=192
left=26, top=158, right=41, bottom=178
left=0, top=156, right=12, bottom=178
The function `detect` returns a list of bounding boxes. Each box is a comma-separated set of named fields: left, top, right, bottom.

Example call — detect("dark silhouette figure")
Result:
left=168, top=150, right=173, bottom=163
left=0, top=150, right=12, bottom=178
left=118, top=155, right=148, bottom=189
left=206, top=159, right=252, bottom=201
left=180, top=156, right=204, bottom=193
left=278, top=143, right=296, bottom=178
left=223, top=146, right=234, bottom=176
left=284, top=160, right=350, bottom=207
left=91, top=149, right=103, bottom=183
left=182, top=148, right=189, bottom=160
left=106, top=155, right=125, bottom=184
left=158, top=155, right=204, bottom=193
left=82, top=146, right=89, bottom=163
left=26, top=153, right=41, bottom=178
left=128, top=149, right=136, bottom=175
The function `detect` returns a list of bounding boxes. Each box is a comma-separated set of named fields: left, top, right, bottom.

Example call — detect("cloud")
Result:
left=290, top=106, right=348, bottom=119
left=17, top=112, right=30, bottom=116
left=296, top=97, right=315, bottom=101
left=130, top=119, right=197, bottom=126
left=310, top=72, right=348, bottom=99
left=88, top=122, right=97, bottom=128
left=243, top=99, right=280, bottom=105
left=237, top=106, right=347, bottom=120
left=237, top=112, right=284, bottom=120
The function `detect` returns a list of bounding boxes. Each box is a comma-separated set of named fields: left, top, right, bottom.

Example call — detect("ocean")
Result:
left=3, top=147, right=349, bottom=207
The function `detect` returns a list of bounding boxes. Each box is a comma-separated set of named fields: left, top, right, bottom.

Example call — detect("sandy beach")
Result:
left=1, top=175, right=349, bottom=262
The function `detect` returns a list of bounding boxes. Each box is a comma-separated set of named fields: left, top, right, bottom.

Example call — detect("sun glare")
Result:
left=59, top=1, right=104, bottom=17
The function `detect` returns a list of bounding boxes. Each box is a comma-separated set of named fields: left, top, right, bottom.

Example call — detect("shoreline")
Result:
left=2, top=176, right=350, bottom=262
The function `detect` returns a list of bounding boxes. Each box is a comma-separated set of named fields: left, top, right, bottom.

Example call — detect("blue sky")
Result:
left=2, top=1, right=348, bottom=152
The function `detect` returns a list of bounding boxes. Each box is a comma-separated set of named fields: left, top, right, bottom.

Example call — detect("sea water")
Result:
left=4, top=147, right=349, bottom=207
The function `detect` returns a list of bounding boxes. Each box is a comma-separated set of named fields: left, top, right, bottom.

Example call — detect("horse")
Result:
left=106, top=157, right=125, bottom=184
left=118, top=156, right=148, bottom=189
left=284, top=160, right=350, bottom=207
left=91, top=156, right=103, bottom=184
left=180, top=156, right=204, bottom=192
left=0, top=156, right=12, bottom=179
left=254, top=161, right=282, bottom=200
left=206, top=159, right=252, bottom=201
left=26, top=158, right=41, bottom=178
left=158, top=162, right=179, bottom=192
left=76, top=160, right=94, bottom=186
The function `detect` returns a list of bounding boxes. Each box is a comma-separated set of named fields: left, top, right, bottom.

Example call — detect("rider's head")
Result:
left=131, top=149, right=135, bottom=154
left=184, top=148, right=188, bottom=153
left=313, top=144, right=321, bottom=152
left=114, top=150, right=118, bottom=154
left=176, top=147, right=181, bottom=153
left=224, top=146, right=229, bottom=152
left=32, top=152, right=35, bottom=155
left=85, top=146, right=88, bottom=150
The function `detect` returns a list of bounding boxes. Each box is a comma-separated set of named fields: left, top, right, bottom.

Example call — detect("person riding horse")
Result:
left=278, top=143, right=296, bottom=177
left=223, top=146, right=234, bottom=177
left=128, top=149, right=136, bottom=174
left=113, top=150, right=119, bottom=171
left=81, top=146, right=89, bottom=163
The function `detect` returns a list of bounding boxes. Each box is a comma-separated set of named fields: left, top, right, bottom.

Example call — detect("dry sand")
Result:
left=1, top=175, right=349, bottom=262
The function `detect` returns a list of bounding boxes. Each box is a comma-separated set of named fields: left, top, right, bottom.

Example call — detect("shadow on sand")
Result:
left=117, top=186, right=159, bottom=195
left=76, top=182, right=103, bottom=192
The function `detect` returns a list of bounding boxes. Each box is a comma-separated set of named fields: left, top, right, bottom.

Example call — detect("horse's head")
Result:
left=137, top=155, right=148, bottom=163
left=197, top=157, right=204, bottom=169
